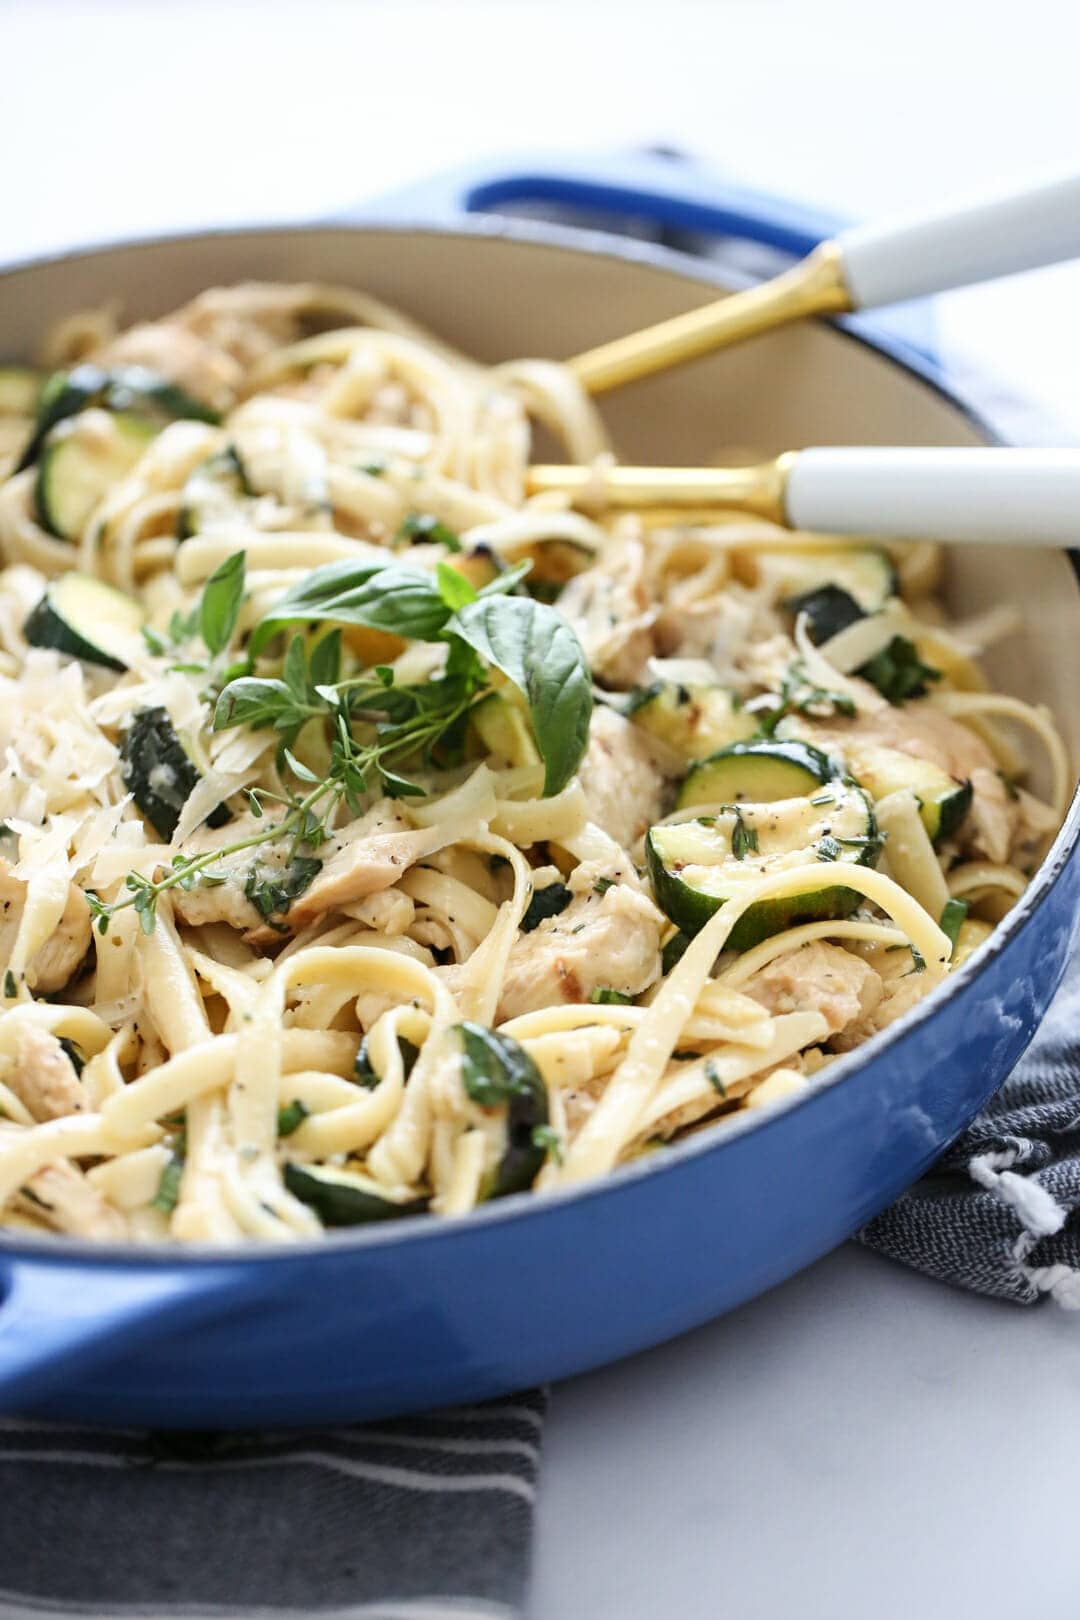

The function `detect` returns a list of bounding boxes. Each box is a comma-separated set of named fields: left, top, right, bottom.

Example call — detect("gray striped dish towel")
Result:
left=4, top=966, right=1080, bottom=1620
left=0, top=1392, right=545, bottom=1620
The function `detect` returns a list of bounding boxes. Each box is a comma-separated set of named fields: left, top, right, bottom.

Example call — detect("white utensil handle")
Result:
left=784, top=449, right=1080, bottom=546
left=836, top=172, right=1080, bottom=308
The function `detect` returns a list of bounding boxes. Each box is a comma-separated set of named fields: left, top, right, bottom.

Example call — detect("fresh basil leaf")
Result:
left=857, top=636, right=941, bottom=705
left=521, top=882, right=573, bottom=932
left=199, top=550, right=245, bottom=657
left=476, top=559, right=533, bottom=598
left=309, top=628, right=342, bottom=688
left=250, top=562, right=449, bottom=654
left=456, top=1022, right=549, bottom=1198
left=447, top=596, right=592, bottom=796
left=283, top=634, right=310, bottom=701
left=436, top=561, right=477, bottom=611
left=213, top=677, right=294, bottom=732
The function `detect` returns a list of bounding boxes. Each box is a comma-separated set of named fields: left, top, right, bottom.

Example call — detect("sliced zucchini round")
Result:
left=843, top=741, right=972, bottom=845
left=785, top=583, right=865, bottom=646
left=35, top=412, right=156, bottom=541
left=677, top=738, right=836, bottom=809
left=629, top=681, right=756, bottom=762
left=0, top=367, right=42, bottom=418
left=23, top=573, right=144, bottom=672
left=469, top=691, right=541, bottom=768
left=283, top=1162, right=428, bottom=1226
left=17, top=363, right=219, bottom=474
left=646, top=781, right=880, bottom=950
left=756, top=546, right=897, bottom=614
left=120, top=707, right=232, bottom=841
left=177, top=445, right=250, bottom=540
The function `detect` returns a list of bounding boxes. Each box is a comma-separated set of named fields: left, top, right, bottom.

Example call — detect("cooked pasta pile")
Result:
left=0, top=282, right=1066, bottom=1242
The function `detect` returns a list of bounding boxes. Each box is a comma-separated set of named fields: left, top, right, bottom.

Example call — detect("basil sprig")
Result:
left=238, top=557, right=592, bottom=797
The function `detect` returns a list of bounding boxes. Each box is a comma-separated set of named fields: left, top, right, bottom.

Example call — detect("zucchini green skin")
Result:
left=16, top=363, right=219, bottom=473
left=841, top=742, right=972, bottom=846
left=647, top=785, right=879, bottom=952
left=677, top=738, right=836, bottom=809
left=283, top=1163, right=429, bottom=1226
left=22, top=573, right=144, bottom=672
left=35, top=412, right=157, bottom=540
left=785, top=584, right=865, bottom=645
left=120, top=707, right=231, bottom=841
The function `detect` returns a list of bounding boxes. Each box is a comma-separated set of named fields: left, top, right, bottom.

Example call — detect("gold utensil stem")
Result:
left=525, top=454, right=797, bottom=525
left=567, top=242, right=853, bottom=395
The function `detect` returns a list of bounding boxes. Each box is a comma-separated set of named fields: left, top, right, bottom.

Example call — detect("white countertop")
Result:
left=4, top=3, right=1080, bottom=1612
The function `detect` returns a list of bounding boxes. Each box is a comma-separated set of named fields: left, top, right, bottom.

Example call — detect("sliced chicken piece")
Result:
left=558, top=536, right=656, bottom=688
left=0, top=862, right=91, bottom=994
left=6, top=1024, right=88, bottom=1121
left=578, top=706, right=672, bottom=853
left=496, top=883, right=664, bottom=1022
left=14, top=1161, right=126, bottom=1239
left=794, top=700, right=1017, bottom=864
left=170, top=806, right=458, bottom=942
left=741, top=941, right=883, bottom=1038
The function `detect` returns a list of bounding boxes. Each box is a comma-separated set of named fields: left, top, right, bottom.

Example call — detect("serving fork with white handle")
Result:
left=566, top=170, right=1080, bottom=392
left=527, top=447, right=1080, bottom=547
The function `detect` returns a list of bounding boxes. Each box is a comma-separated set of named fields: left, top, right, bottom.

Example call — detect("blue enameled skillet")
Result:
left=0, top=155, right=1076, bottom=1427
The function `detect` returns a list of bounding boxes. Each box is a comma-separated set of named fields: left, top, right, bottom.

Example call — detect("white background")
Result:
left=3, top=1, right=1079, bottom=1613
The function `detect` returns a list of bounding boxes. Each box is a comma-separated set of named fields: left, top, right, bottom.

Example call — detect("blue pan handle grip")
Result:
left=352, top=147, right=843, bottom=259
left=0, top=1256, right=239, bottom=1412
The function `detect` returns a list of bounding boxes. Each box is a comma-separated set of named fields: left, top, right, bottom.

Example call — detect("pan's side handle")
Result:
left=348, top=147, right=841, bottom=258
left=0, top=1256, right=241, bottom=1411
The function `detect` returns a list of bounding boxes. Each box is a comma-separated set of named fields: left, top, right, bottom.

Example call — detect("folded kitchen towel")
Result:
left=859, top=953, right=1080, bottom=1306
left=0, top=1390, right=545, bottom=1620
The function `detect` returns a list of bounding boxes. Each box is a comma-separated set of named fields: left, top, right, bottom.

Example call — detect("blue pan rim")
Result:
left=0, top=212, right=1076, bottom=1268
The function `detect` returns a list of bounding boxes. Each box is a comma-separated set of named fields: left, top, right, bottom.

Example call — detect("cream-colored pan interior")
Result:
left=1, top=223, right=1075, bottom=795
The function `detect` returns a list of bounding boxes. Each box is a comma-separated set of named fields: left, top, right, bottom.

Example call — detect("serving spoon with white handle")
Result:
left=527, top=447, right=1080, bottom=546
left=567, top=171, right=1080, bottom=393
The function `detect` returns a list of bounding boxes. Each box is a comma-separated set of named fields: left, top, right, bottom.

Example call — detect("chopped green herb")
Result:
left=244, top=853, right=322, bottom=927
left=3, top=970, right=15, bottom=998
left=816, top=834, right=842, bottom=862
left=276, top=1098, right=310, bottom=1137
left=593, top=876, right=616, bottom=896
left=705, top=1059, right=727, bottom=1096
left=589, top=987, right=633, bottom=1005
left=728, top=804, right=759, bottom=861
left=358, top=459, right=386, bottom=477
left=397, top=512, right=462, bottom=552
left=857, top=636, right=941, bottom=706
left=354, top=1034, right=420, bottom=1088
left=909, top=945, right=927, bottom=974
left=531, top=1123, right=564, bottom=1165
left=809, top=793, right=836, bottom=807
left=940, top=897, right=970, bottom=959
left=521, top=882, right=573, bottom=932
